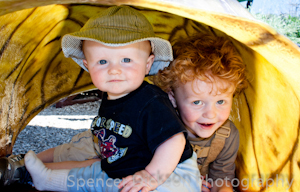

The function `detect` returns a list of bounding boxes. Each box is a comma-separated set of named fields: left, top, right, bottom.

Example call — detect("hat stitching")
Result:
left=81, top=26, right=152, bottom=33
left=66, top=36, right=170, bottom=49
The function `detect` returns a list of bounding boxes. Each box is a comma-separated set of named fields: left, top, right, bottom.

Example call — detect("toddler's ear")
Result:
left=145, top=55, right=155, bottom=75
left=83, top=60, right=88, bottom=69
left=168, top=91, right=177, bottom=108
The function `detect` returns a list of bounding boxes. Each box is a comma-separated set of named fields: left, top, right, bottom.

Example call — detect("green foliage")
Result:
left=254, top=13, right=300, bottom=45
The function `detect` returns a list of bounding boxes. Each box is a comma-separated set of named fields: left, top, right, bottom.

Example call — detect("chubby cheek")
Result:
left=90, top=72, right=105, bottom=89
left=90, top=73, right=100, bottom=84
left=219, top=108, right=231, bottom=123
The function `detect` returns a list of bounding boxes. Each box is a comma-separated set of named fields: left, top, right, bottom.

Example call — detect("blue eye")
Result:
left=193, top=100, right=203, bottom=105
left=98, top=60, right=107, bottom=65
left=122, top=58, right=131, bottom=63
left=217, top=100, right=225, bottom=105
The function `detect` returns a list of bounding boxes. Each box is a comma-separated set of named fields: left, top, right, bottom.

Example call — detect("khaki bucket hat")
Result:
left=61, top=5, right=173, bottom=75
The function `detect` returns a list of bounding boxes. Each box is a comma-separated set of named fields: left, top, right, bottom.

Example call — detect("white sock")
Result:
left=25, top=150, right=70, bottom=192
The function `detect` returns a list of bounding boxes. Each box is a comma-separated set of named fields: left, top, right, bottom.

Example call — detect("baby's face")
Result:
left=82, top=40, right=154, bottom=100
left=171, top=78, right=234, bottom=138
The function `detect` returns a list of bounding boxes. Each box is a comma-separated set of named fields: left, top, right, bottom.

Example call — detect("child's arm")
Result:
left=118, top=132, right=186, bottom=192
left=145, top=132, right=186, bottom=184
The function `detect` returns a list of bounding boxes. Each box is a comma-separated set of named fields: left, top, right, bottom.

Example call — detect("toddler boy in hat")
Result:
left=23, top=5, right=201, bottom=192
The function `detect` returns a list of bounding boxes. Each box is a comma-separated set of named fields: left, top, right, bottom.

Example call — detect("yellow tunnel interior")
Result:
left=0, top=1, right=300, bottom=191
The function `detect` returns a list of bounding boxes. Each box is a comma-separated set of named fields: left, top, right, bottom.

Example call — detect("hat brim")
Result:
left=62, top=32, right=173, bottom=75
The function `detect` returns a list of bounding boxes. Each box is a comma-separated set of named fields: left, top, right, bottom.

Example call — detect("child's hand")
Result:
left=201, top=180, right=211, bottom=192
left=118, top=170, right=158, bottom=192
left=201, top=175, right=211, bottom=192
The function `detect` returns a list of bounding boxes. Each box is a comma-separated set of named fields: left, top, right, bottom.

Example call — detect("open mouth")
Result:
left=201, top=123, right=213, bottom=126
left=199, top=123, right=215, bottom=129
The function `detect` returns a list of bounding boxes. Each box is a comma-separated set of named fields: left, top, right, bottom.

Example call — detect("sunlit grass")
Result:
left=254, top=13, right=300, bottom=45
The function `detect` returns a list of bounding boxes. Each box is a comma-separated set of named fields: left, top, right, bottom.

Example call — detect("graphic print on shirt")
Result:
left=94, top=129, right=118, bottom=159
left=91, top=116, right=132, bottom=138
left=91, top=116, right=130, bottom=163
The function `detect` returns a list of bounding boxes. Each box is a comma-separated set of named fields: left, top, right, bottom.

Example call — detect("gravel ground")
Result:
left=12, top=101, right=101, bottom=155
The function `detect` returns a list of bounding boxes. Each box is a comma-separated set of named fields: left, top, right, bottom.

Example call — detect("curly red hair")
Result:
left=154, top=34, right=247, bottom=95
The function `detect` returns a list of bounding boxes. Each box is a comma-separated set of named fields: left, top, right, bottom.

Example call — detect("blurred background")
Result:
left=240, top=0, right=300, bottom=45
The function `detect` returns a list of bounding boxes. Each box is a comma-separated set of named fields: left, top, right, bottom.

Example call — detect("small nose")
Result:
left=202, top=105, right=216, bottom=119
left=108, top=62, right=121, bottom=75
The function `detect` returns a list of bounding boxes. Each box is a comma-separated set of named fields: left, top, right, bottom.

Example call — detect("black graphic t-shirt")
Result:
left=91, top=81, right=193, bottom=179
